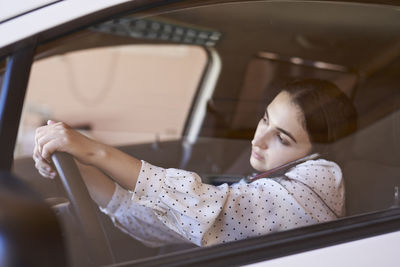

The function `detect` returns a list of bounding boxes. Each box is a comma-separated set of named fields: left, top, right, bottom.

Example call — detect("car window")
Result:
left=13, top=21, right=210, bottom=264
left=11, top=0, right=400, bottom=265
left=15, top=44, right=207, bottom=157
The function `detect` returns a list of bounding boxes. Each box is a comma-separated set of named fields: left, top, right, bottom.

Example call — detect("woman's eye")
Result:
left=277, top=134, right=290, bottom=146
left=262, top=117, right=269, bottom=124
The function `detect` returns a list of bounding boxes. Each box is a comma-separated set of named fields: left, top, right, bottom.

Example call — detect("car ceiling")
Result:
left=31, top=0, right=400, bottom=132
left=160, top=1, right=400, bottom=75
left=154, top=1, right=400, bottom=134
left=35, top=1, right=400, bottom=76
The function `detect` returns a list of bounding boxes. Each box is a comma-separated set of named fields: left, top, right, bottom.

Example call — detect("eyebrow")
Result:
left=265, top=110, right=298, bottom=143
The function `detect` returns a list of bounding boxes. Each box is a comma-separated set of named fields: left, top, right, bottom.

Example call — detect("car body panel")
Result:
left=0, top=0, right=131, bottom=49
left=246, top=230, right=400, bottom=267
left=0, top=0, right=60, bottom=23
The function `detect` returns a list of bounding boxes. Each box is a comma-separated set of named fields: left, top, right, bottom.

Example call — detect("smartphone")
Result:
left=245, top=153, right=320, bottom=183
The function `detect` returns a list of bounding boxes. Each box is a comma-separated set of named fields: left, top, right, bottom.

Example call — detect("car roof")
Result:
left=0, top=0, right=130, bottom=50
left=0, top=0, right=59, bottom=23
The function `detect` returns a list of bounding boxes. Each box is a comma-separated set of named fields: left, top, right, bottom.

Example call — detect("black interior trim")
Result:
left=0, top=171, right=66, bottom=266
left=0, top=45, right=35, bottom=170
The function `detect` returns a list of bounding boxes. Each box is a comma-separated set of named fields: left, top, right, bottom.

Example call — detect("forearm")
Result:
left=76, top=162, right=116, bottom=208
left=85, top=142, right=142, bottom=191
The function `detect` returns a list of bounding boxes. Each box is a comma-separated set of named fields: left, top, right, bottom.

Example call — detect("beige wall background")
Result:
left=16, top=44, right=207, bottom=157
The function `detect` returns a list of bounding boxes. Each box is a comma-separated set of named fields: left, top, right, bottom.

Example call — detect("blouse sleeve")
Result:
left=100, top=182, right=188, bottom=247
left=132, top=161, right=316, bottom=246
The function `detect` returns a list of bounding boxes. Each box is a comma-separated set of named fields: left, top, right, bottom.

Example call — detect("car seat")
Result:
left=339, top=109, right=400, bottom=216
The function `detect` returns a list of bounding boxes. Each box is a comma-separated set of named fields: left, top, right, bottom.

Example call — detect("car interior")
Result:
left=8, top=1, right=400, bottom=266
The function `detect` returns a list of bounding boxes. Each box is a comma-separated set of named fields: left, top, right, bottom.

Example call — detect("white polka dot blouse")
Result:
left=100, top=159, right=344, bottom=247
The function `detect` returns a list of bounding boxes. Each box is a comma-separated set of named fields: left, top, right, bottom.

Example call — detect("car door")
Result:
left=2, top=1, right=400, bottom=266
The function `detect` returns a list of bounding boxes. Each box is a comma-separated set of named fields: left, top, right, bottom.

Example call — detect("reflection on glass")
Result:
left=16, top=45, right=207, bottom=157
left=32, top=79, right=357, bottom=247
left=11, top=0, right=400, bottom=264
left=134, top=80, right=353, bottom=247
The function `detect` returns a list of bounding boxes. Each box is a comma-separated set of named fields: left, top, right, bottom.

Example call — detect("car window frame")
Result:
left=2, top=0, right=400, bottom=266
left=119, top=208, right=400, bottom=266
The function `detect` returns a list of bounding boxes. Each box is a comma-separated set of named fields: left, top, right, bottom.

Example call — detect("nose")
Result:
left=252, top=129, right=272, bottom=149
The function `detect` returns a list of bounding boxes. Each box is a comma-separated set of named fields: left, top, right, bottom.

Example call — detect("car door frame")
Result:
left=1, top=0, right=400, bottom=266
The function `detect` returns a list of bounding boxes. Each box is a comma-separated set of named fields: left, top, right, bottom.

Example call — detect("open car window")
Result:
left=11, top=1, right=400, bottom=266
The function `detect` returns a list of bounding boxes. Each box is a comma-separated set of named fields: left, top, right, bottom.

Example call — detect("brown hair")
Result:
left=283, top=79, right=357, bottom=144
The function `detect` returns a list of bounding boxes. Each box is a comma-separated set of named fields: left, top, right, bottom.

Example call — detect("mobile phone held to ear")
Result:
left=245, top=153, right=320, bottom=183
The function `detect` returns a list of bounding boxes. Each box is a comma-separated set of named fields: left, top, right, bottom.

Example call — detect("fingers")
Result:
left=35, top=126, right=44, bottom=155
left=38, top=165, right=57, bottom=179
left=33, top=120, right=93, bottom=166
left=35, top=122, right=70, bottom=160
left=33, top=121, right=67, bottom=179
left=41, top=139, right=61, bottom=162
left=36, top=135, right=52, bottom=161
left=33, top=148, right=57, bottom=179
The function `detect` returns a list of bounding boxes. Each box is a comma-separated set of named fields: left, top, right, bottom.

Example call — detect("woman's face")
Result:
left=250, top=91, right=312, bottom=172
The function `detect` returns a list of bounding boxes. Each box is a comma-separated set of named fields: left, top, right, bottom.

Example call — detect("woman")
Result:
left=33, top=79, right=357, bottom=247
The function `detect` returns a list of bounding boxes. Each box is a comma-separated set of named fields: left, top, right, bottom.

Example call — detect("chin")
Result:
left=250, top=158, right=268, bottom=172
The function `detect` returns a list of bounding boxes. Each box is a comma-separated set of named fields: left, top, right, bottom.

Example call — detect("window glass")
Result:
left=13, top=22, right=209, bottom=265
left=15, top=44, right=207, bottom=157
left=12, top=0, right=400, bottom=265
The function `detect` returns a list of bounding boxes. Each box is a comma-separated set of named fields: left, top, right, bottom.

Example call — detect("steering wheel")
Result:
left=51, top=152, right=114, bottom=266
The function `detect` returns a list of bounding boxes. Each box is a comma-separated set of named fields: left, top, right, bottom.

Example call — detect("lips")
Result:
left=251, top=150, right=264, bottom=161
